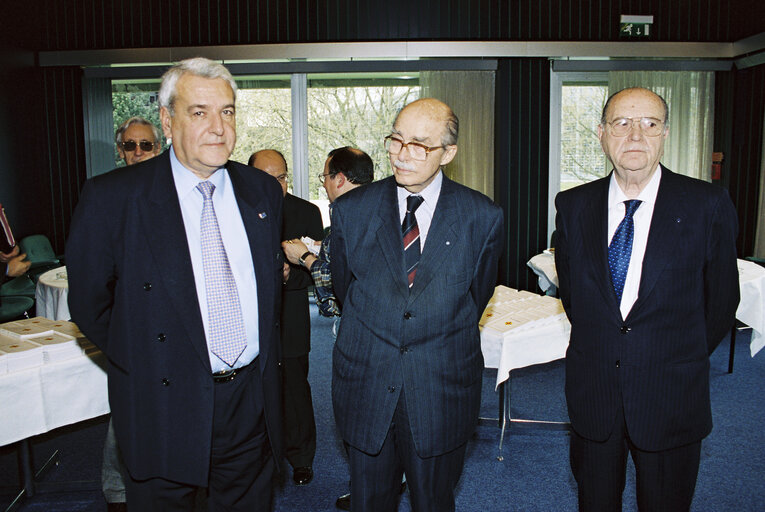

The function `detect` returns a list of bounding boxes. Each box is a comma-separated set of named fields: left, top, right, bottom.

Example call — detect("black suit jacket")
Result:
left=280, top=193, right=324, bottom=358
left=66, top=150, right=285, bottom=485
left=555, top=166, right=739, bottom=451
left=331, top=175, right=504, bottom=457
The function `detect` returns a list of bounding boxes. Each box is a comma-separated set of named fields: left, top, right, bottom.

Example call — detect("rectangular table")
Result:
left=479, top=286, right=571, bottom=459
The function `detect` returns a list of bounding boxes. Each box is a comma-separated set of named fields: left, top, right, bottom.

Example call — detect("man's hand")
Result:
left=281, top=239, right=310, bottom=266
left=0, top=245, right=20, bottom=263
left=6, top=253, right=31, bottom=278
left=282, top=262, right=290, bottom=284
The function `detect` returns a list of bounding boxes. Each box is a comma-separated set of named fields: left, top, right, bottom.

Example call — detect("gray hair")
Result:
left=158, top=57, right=238, bottom=116
left=442, top=107, right=459, bottom=146
left=600, top=87, right=669, bottom=128
left=115, top=116, right=161, bottom=145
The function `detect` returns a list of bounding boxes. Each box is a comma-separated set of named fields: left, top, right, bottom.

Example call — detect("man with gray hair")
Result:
left=67, top=57, right=284, bottom=511
left=115, top=116, right=162, bottom=166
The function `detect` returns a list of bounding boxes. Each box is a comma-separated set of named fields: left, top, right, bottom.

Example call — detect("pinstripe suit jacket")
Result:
left=330, top=175, right=504, bottom=457
left=555, top=166, right=739, bottom=451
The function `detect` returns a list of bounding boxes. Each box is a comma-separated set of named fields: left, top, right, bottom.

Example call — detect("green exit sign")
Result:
left=620, top=15, right=653, bottom=38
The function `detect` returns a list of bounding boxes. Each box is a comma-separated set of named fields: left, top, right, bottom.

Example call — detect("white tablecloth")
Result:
left=35, top=266, right=70, bottom=321
left=527, top=254, right=765, bottom=357
left=480, top=286, right=570, bottom=388
left=0, top=342, right=108, bottom=447
left=737, top=259, right=765, bottom=356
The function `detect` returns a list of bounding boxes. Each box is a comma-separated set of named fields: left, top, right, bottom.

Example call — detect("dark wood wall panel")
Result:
left=26, top=0, right=749, bottom=52
left=41, top=68, right=88, bottom=253
left=494, top=58, right=551, bottom=292
left=728, top=64, right=765, bottom=258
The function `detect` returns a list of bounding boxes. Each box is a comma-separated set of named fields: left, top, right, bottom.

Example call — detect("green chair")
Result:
left=0, top=275, right=35, bottom=299
left=0, top=295, right=34, bottom=322
left=18, top=235, right=61, bottom=281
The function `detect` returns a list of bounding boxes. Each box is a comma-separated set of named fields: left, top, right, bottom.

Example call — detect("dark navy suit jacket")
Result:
left=330, top=175, right=504, bottom=458
left=555, top=166, right=739, bottom=451
left=66, top=150, right=284, bottom=485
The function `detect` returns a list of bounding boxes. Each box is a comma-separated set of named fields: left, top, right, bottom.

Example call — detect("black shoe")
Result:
left=335, top=493, right=350, bottom=510
left=292, top=466, right=313, bottom=485
left=107, top=504, right=128, bottom=512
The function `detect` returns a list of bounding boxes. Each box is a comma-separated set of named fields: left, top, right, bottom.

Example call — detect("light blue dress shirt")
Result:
left=169, top=148, right=260, bottom=372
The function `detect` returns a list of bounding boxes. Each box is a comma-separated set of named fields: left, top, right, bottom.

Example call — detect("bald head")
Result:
left=397, top=98, right=459, bottom=146
left=249, top=149, right=288, bottom=196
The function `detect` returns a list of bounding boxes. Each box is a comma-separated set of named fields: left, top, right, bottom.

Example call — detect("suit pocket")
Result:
left=447, top=270, right=470, bottom=288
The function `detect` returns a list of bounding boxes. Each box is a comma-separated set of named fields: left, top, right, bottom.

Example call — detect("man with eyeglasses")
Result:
left=115, top=116, right=161, bottom=166
left=329, top=98, right=504, bottom=512
left=248, top=149, right=324, bottom=487
left=555, top=87, right=739, bottom=511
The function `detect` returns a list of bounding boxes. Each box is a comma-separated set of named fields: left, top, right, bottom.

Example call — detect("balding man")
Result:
left=249, top=149, right=324, bottom=486
left=555, top=87, right=739, bottom=511
left=330, top=98, right=504, bottom=511
left=115, top=116, right=161, bottom=166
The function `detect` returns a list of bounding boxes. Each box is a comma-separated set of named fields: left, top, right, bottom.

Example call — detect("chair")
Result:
left=18, top=235, right=61, bottom=280
left=0, top=295, right=34, bottom=322
left=0, top=275, right=35, bottom=299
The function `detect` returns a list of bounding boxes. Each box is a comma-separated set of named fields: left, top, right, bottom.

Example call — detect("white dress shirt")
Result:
left=607, top=166, right=662, bottom=319
left=397, top=170, right=443, bottom=250
left=170, top=148, right=260, bottom=372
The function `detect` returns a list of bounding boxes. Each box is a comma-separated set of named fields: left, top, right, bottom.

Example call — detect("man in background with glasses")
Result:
left=330, top=98, right=504, bottom=512
left=115, top=116, right=161, bottom=166
left=555, top=87, right=739, bottom=511
left=249, top=149, right=324, bottom=487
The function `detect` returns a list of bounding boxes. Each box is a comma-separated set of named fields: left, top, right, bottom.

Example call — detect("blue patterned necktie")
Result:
left=197, top=181, right=247, bottom=367
left=608, top=199, right=642, bottom=304
left=402, top=195, right=424, bottom=289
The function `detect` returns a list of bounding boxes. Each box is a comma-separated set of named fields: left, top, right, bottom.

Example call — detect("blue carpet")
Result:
left=1, top=308, right=763, bottom=511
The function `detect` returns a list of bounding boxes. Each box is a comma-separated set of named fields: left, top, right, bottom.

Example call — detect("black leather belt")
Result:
left=212, top=357, right=257, bottom=383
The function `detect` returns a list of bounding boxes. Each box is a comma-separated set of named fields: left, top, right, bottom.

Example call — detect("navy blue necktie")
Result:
left=402, top=195, right=424, bottom=288
left=608, top=199, right=642, bottom=303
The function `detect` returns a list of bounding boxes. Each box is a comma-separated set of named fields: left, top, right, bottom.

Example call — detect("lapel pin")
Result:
left=675, top=218, right=681, bottom=223
left=259, top=212, right=267, bottom=219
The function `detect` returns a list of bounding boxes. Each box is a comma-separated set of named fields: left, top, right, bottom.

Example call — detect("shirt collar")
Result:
left=397, top=169, right=443, bottom=205
left=170, top=145, right=226, bottom=200
left=608, top=164, right=662, bottom=209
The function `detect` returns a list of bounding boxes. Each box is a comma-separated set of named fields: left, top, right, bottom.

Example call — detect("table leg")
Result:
left=4, top=441, right=60, bottom=512
left=728, top=323, right=737, bottom=374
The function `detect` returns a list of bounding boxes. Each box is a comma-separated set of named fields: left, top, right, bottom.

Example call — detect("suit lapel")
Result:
left=628, top=167, right=684, bottom=319
left=581, top=176, right=621, bottom=317
left=408, top=177, right=460, bottom=304
left=375, top=178, right=410, bottom=299
left=139, top=153, right=210, bottom=369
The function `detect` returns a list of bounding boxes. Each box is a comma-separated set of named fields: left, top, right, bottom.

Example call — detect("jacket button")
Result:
left=161, top=378, right=170, bottom=386
left=388, top=386, right=396, bottom=393
left=620, top=325, right=630, bottom=334
left=403, top=312, right=412, bottom=319
left=400, top=347, right=409, bottom=354
left=615, top=360, right=620, bottom=368
left=157, top=333, right=166, bottom=342
left=143, top=282, right=152, bottom=291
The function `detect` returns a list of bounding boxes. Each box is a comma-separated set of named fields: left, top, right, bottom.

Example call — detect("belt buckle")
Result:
left=212, top=368, right=237, bottom=383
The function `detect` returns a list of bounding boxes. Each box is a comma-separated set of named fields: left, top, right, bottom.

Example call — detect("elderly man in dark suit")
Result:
left=555, top=87, right=739, bottom=512
left=330, top=98, right=504, bottom=512
left=67, top=57, right=284, bottom=512
left=249, top=149, right=324, bottom=486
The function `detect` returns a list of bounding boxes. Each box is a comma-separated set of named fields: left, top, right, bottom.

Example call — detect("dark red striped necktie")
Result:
left=402, top=195, right=424, bottom=289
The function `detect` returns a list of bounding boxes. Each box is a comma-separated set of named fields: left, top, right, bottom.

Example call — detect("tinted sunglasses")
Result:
left=120, top=140, right=156, bottom=152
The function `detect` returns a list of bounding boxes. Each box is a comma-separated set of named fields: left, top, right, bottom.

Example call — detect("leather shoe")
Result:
left=335, top=492, right=350, bottom=510
left=107, top=504, right=128, bottom=512
left=293, top=466, right=313, bottom=485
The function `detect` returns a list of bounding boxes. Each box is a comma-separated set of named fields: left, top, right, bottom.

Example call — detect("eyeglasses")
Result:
left=274, top=174, right=289, bottom=184
left=120, top=140, right=157, bottom=152
left=605, top=117, right=665, bottom=137
left=384, top=135, right=444, bottom=161
left=318, top=172, right=333, bottom=184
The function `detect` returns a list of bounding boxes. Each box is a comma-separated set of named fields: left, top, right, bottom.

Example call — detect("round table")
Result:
left=35, top=266, right=70, bottom=321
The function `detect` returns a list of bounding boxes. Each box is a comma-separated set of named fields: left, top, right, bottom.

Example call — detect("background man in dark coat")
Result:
left=249, top=149, right=324, bottom=486
left=555, top=87, right=740, bottom=511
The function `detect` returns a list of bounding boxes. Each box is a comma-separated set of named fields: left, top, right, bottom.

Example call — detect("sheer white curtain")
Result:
left=609, top=71, right=715, bottom=181
left=420, top=71, right=495, bottom=198
left=755, top=115, right=765, bottom=258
